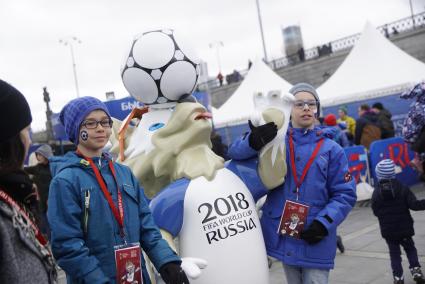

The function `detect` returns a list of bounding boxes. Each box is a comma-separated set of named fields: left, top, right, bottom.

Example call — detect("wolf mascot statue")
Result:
left=111, top=31, right=293, bottom=284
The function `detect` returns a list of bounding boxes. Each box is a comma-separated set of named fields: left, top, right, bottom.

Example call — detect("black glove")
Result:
left=248, top=120, right=278, bottom=151
left=159, top=262, right=189, bottom=284
left=300, top=220, right=328, bottom=245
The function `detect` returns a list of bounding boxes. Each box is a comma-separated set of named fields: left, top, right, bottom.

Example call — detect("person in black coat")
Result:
left=371, top=159, right=425, bottom=284
left=355, top=104, right=382, bottom=149
left=372, top=102, right=395, bottom=139
left=24, top=144, right=53, bottom=236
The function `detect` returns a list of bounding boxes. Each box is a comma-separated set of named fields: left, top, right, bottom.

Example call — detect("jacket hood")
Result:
left=289, top=126, right=335, bottom=145
left=49, top=151, right=112, bottom=177
left=49, top=151, right=85, bottom=177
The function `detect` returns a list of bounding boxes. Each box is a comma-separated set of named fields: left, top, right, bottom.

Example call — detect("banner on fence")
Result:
left=369, top=137, right=418, bottom=186
left=344, top=145, right=374, bottom=201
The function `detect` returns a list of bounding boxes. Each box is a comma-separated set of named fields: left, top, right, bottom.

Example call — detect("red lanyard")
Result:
left=77, top=151, right=126, bottom=239
left=288, top=129, right=324, bottom=199
left=0, top=189, right=48, bottom=246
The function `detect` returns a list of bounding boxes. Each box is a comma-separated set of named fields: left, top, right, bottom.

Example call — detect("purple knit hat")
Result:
left=60, top=96, right=111, bottom=144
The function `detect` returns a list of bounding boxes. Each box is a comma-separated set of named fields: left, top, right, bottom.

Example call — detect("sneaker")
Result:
left=411, top=267, right=425, bottom=284
left=393, top=275, right=404, bottom=284
left=410, top=156, right=424, bottom=173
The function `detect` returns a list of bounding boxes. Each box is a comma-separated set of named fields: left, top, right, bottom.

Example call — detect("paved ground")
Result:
left=58, top=183, right=425, bottom=284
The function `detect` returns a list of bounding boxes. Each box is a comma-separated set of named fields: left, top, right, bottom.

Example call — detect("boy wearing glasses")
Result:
left=228, top=83, right=356, bottom=284
left=47, top=97, right=188, bottom=284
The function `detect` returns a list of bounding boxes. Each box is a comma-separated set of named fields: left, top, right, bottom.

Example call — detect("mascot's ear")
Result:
left=110, top=118, right=123, bottom=141
left=109, top=118, right=125, bottom=156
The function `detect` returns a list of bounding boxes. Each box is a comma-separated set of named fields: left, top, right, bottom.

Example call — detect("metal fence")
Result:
left=197, top=11, right=425, bottom=91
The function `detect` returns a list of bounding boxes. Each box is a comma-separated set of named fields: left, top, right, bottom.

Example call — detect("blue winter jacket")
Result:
left=47, top=152, right=180, bottom=284
left=228, top=126, right=357, bottom=269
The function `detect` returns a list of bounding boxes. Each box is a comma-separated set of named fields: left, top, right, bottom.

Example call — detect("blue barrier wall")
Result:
left=344, top=146, right=371, bottom=185
left=322, top=92, right=412, bottom=137
left=369, top=137, right=418, bottom=186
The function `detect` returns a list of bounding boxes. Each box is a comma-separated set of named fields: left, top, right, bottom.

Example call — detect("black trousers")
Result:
left=385, top=237, right=420, bottom=277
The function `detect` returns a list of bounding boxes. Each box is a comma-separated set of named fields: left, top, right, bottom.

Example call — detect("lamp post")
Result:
left=255, top=0, right=268, bottom=63
left=59, top=36, right=81, bottom=98
left=209, top=41, right=224, bottom=74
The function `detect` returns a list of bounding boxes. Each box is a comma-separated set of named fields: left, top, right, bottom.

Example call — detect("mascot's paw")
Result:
left=251, top=90, right=294, bottom=130
left=181, top=257, right=208, bottom=279
left=251, top=90, right=293, bottom=190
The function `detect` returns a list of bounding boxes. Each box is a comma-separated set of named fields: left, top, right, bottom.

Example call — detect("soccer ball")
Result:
left=121, top=29, right=201, bottom=106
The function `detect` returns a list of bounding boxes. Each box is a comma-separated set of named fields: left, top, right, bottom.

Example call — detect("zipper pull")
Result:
left=84, top=190, right=90, bottom=234
left=85, top=191, right=90, bottom=208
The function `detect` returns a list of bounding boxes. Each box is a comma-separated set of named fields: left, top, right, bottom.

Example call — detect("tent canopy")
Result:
left=213, top=58, right=293, bottom=127
left=318, top=22, right=425, bottom=106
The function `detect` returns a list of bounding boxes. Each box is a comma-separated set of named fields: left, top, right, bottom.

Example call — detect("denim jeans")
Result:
left=385, top=237, right=420, bottom=278
left=283, top=264, right=330, bottom=284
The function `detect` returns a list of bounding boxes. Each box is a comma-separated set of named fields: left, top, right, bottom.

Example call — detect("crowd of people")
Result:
left=1, top=77, right=425, bottom=284
left=317, top=102, right=396, bottom=150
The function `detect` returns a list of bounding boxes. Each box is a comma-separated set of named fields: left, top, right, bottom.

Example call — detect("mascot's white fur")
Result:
left=109, top=90, right=293, bottom=284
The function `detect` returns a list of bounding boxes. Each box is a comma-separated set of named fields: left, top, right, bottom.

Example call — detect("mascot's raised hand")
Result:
left=250, top=90, right=294, bottom=189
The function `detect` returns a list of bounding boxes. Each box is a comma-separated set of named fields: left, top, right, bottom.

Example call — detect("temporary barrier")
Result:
left=344, top=145, right=374, bottom=201
left=369, top=137, right=418, bottom=186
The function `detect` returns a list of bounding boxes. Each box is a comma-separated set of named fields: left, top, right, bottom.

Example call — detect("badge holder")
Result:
left=114, top=242, right=143, bottom=284
left=277, top=200, right=309, bottom=239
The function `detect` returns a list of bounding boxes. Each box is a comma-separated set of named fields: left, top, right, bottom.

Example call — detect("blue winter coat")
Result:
left=228, top=126, right=357, bottom=269
left=47, top=152, right=180, bottom=284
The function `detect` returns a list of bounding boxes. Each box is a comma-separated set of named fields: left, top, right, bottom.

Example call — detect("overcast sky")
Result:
left=1, top=0, right=424, bottom=131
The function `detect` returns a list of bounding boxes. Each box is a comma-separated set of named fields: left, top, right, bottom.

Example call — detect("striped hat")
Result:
left=375, top=159, right=396, bottom=180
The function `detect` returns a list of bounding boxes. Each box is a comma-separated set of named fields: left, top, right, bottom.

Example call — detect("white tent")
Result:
left=318, top=22, right=425, bottom=107
left=213, top=58, right=293, bottom=127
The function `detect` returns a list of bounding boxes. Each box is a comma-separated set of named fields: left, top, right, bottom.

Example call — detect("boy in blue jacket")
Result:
left=47, top=97, right=188, bottom=284
left=372, top=159, right=425, bottom=284
left=228, top=83, right=356, bottom=284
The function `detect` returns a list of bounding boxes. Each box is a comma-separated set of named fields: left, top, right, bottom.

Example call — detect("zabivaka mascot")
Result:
left=109, top=29, right=294, bottom=284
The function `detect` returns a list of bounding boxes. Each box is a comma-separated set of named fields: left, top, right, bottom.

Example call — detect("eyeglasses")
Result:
left=81, top=118, right=113, bottom=129
left=293, top=100, right=318, bottom=109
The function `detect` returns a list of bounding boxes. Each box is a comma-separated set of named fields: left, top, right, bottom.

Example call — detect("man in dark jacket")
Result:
left=371, top=159, right=425, bottom=284
left=372, top=102, right=395, bottom=139
left=355, top=104, right=381, bottom=149
left=24, top=144, right=53, bottom=236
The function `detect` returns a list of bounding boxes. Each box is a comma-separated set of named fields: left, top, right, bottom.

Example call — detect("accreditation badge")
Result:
left=114, top=242, right=143, bottom=284
left=277, top=200, right=309, bottom=239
